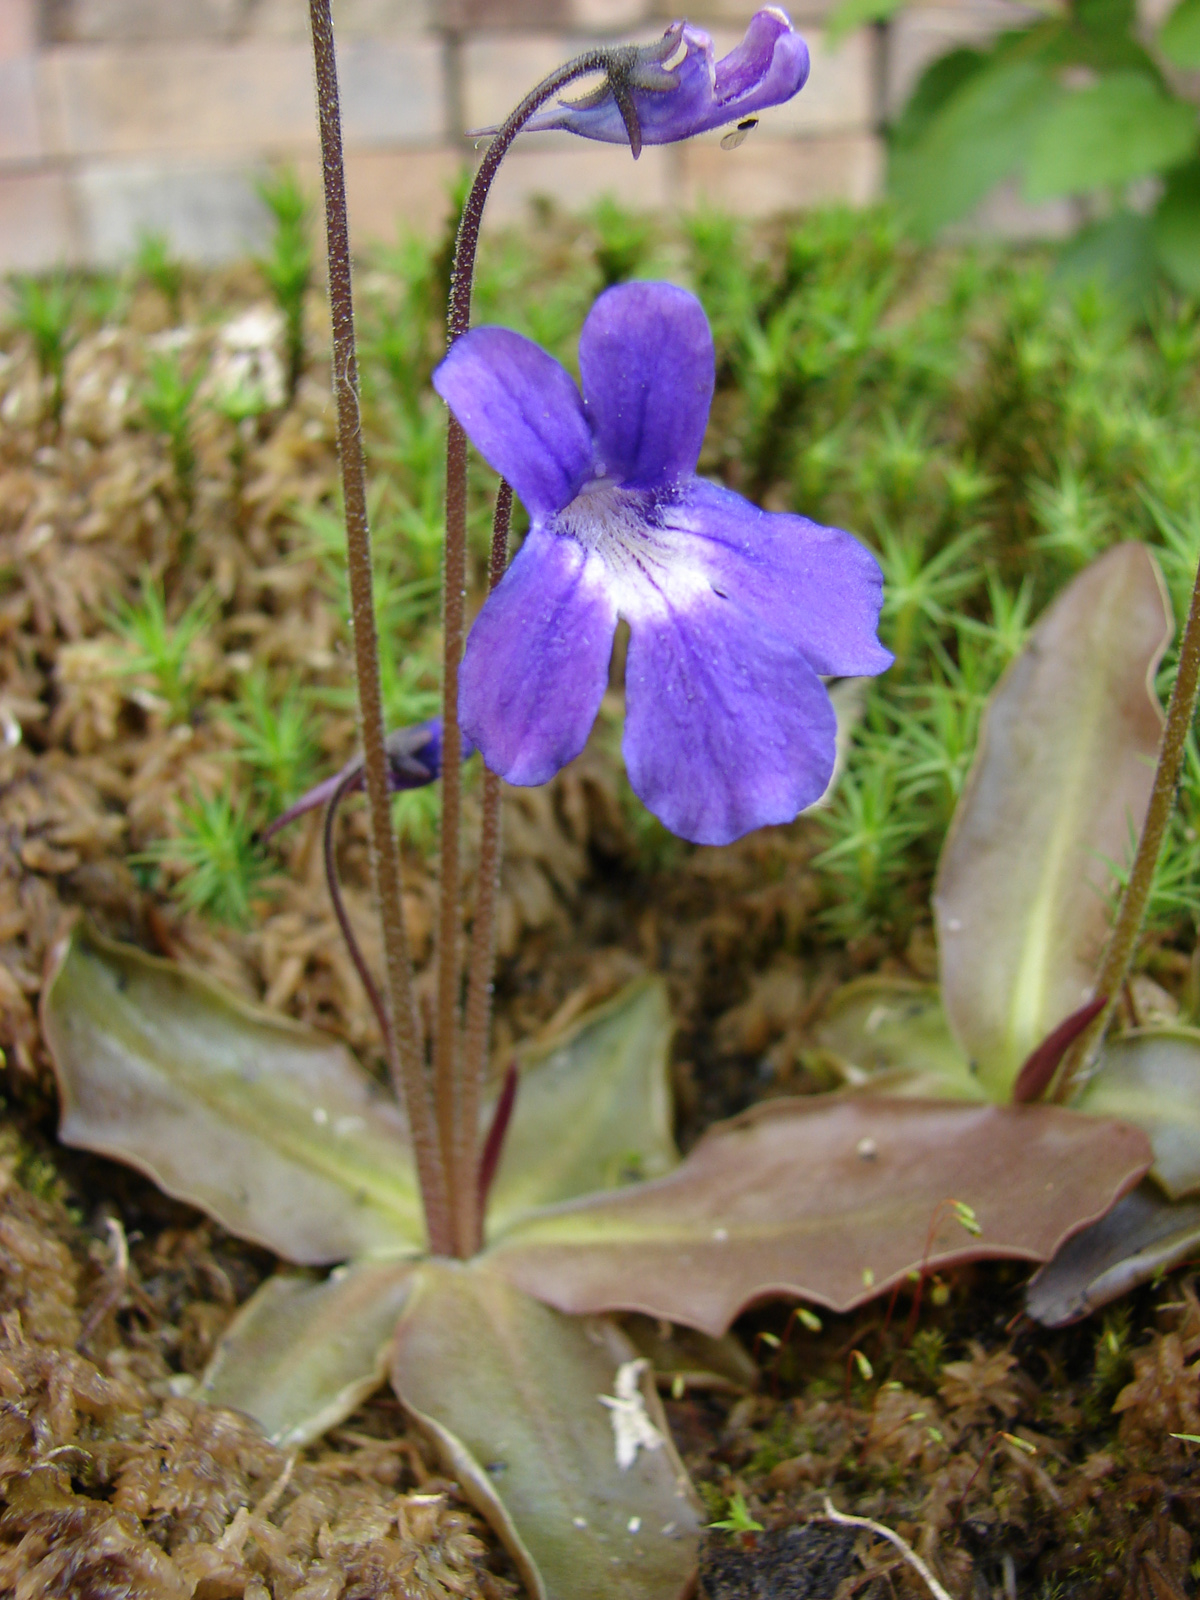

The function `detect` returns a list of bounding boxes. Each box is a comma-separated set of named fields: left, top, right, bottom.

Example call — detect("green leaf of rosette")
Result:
left=1028, top=1180, right=1200, bottom=1324
left=1074, top=1028, right=1200, bottom=1199
left=487, top=977, right=679, bottom=1236
left=390, top=1260, right=702, bottom=1600
left=41, top=922, right=424, bottom=1262
left=813, top=976, right=983, bottom=1101
left=198, top=1259, right=418, bottom=1446
left=934, top=544, right=1172, bottom=1100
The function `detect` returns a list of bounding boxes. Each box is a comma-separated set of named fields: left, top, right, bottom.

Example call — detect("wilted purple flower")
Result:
left=434, top=282, right=891, bottom=847
left=262, top=720, right=465, bottom=839
left=515, top=9, right=810, bottom=149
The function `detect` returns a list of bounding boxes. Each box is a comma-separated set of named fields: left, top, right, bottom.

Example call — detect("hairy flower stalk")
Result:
left=308, top=0, right=451, bottom=1252
left=1054, top=552, right=1200, bottom=1102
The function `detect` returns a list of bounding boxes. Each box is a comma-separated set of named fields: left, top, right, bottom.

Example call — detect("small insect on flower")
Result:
left=435, top=281, right=891, bottom=845
left=720, top=117, right=759, bottom=151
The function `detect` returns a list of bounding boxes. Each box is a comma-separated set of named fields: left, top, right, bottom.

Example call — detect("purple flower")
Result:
left=433, top=282, right=890, bottom=847
left=262, top=720, right=467, bottom=839
left=507, top=9, right=810, bottom=149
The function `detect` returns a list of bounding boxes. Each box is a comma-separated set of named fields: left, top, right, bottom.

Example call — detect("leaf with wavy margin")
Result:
left=1074, top=1028, right=1200, bottom=1199
left=1027, top=1180, right=1200, bottom=1325
left=934, top=543, right=1171, bottom=1099
left=389, top=1260, right=702, bottom=1600
left=813, top=977, right=983, bottom=1100
left=487, top=1097, right=1151, bottom=1334
left=198, top=1259, right=417, bottom=1446
left=488, top=977, right=678, bottom=1236
left=41, top=923, right=423, bottom=1262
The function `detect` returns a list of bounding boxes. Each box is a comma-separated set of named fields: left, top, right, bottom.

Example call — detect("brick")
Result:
left=336, top=146, right=462, bottom=243
left=340, top=38, right=449, bottom=144
left=0, top=0, right=37, bottom=59
left=52, top=0, right=244, bottom=42
left=75, top=157, right=272, bottom=263
left=40, top=38, right=446, bottom=159
left=444, top=0, right=569, bottom=25
left=885, top=2, right=1028, bottom=112
left=480, top=139, right=673, bottom=225
left=0, top=57, right=42, bottom=165
left=567, top=0, right=652, bottom=30
left=652, top=0, right=843, bottom=25
left=0, top=169, right=78, bottom=270
left=463, top=32, right=586, bottom=132
left=247, top=0, right=437, bottom=38
left=680, top=132, right=883, bottom=211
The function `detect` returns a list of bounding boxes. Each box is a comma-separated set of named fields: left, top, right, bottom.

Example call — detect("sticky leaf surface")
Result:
left=199, top=1259, right=417, bottom=1446
left=42, top=923, right=423, bottom=1262
left=487, top=1096, right=1150, bottom=1333
left=487, top=978, right=678, bottom=1236
left=934, top=543, right=1171, bottom=1099
left=389, top=1260, right=701, bottom=1600
left=1027, top=1180, right=1200, bottom=1325
left=1074, top=1028, right=1200, bottom=1199
left=814, top=977, right=982, bottom=1100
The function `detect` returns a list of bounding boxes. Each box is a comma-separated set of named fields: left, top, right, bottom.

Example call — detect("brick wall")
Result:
left=0, top=0, right=1031, bottom=272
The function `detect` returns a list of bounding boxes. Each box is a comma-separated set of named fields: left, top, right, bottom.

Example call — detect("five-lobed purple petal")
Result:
left=518, top=8, right=811, bottom=148
left=434, top=280, right=891, bottom=847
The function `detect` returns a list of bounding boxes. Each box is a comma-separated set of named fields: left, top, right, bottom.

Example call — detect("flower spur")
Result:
left=434, top=280, right=892, bottom=846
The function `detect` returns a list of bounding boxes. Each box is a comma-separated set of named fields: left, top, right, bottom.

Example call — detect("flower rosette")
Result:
left=435, top=280, right=892, bottom=846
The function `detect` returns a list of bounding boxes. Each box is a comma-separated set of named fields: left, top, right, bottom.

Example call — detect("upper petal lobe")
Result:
left=434, top=328, right=593, bottom=518
left=460, top=526, right=617, bottom=786
left=661, top=479, right=893, bottom=677
left=579, top=283, right=714, bottom=490
left=623, top=589, right=838, bottom=846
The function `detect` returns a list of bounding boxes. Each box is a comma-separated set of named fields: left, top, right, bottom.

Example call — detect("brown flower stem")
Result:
left=1055, top=553, right=1200, bottom=1102
left=434, top=49, right=642, bottom=1258
left=453, top=481, right=512, bottom=1253
left=308, top=0, right=451, bottom=1254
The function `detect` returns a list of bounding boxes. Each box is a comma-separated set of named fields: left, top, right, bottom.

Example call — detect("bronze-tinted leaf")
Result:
left=486, top=977, right=678, bottom=1236
left=487, top=1096, right=1151, bottom=1334
left=199, top=1259, right=417, bottom=1446
left=41, top=923, right=423, bottom=1263
left=1027, top=1180, right=1200, bottom=1325
left=1074, top=1028, right=1200, bottom=1198
left=934, top=544, right=1172, bottom=1099
left=813, top=977, right=982, bottom=1100
left=389, top=1260, right=701, bottom=1600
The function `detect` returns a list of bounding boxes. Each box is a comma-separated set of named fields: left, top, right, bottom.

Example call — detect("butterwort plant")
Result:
left=40, top=6, right=1161, bottom=1597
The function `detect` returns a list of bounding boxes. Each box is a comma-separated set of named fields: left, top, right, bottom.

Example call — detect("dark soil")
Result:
left=0, top=268, right=1196, bottom=1599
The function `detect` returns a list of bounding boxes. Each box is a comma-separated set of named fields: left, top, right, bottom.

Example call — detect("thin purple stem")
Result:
left=309, top=0, right=451, bottom=1254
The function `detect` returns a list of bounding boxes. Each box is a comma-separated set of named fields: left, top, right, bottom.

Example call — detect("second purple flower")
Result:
left=434, top=281, right=891, bottom=847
